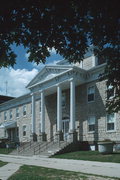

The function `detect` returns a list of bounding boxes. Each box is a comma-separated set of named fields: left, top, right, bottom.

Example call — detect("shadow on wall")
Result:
left=76, top=82, right=106, bottom=146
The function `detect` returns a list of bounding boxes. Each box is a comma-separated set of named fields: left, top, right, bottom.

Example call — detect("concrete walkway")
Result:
left=0, top=154, right=120, bottom=179
left=0, top=162, right=21, bottom=180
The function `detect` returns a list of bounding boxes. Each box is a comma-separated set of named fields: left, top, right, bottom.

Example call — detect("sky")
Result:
left=0, top=45, right=63, bottom=97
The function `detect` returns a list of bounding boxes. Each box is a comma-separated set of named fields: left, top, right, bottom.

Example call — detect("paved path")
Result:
left=0, top=154, right=120, bottom=179
left=0, top=162, right=21, bottom=180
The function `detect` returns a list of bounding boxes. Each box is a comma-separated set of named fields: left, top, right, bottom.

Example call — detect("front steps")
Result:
left=10, top=140, right=71, bottom=157
left=10, top=141, right=90, bottom=157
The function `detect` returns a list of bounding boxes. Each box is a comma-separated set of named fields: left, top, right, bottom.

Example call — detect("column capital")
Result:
left=39, top=89, right=45, bottom=93
left=31, top=92, right=35, bottom=96
left=69, top=78, right=74, bottom=82
left=56, top=83, right=62, bottom=87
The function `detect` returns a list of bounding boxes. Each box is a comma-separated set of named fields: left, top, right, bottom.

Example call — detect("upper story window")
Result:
left=16, top=107, right=19, bottom=118
left=9, top=110, right=12, bottom=120
left=23, top=105, right=27, bottom=116
left=88, top=86, right=95, bottom=102
left=97, top=58, right=106, bottom=65
left=62, top=93, right=66, bottom=109
left=4, top=111, right=7, bottom=121
left=107, top=113, right=115, bottom=131
left=107, top=84, right=114, bottom=99
left=88, top=116, right=95, bottom=132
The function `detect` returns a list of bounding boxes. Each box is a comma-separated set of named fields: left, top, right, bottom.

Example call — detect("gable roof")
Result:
left=26, top=65, right=72, bottom=89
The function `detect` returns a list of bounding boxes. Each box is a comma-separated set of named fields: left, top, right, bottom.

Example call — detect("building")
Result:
left=0, top=95, right=14, bottom=104
left=0, top=55, right=120, bottom=150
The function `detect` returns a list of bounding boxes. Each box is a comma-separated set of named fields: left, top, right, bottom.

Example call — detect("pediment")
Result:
left=26, top=65, right=71, bottom=88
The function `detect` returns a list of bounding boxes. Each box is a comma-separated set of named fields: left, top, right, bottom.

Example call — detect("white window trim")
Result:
left=106, top=113, right=116, bottom=132
left=87, top=115, right=96, bottom=133
left=106, top=84, right=115, bottom=100
left=4, top=111, right=7, bottom=121
left=87, top=85, right=95, bottom=103
left=16, top=107, right=19, bottom=119
left=23, top=105, right=27, bottom=117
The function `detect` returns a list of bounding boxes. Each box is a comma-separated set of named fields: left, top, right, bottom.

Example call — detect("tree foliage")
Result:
left=0, top=0, right=119, bottom=112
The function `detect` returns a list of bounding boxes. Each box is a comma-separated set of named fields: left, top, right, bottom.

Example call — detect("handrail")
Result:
left=33, top=132, right=71, bottom=155
left=18, top=140, right=34, bottom=153
left=18, top=132, right=72, bottom=155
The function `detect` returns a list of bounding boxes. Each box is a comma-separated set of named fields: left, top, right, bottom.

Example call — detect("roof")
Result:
left=0, top=95, right=15, bottom=104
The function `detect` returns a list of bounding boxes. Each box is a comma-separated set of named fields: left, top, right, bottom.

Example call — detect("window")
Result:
left=62, top=93, right=66, bottom=109
left=23, top=125, right=27, bottom=136
left=4, top=111, right=7, bottom=120
left=107, top=114, right=115, bottom=131
left=88, top=86, right=95, bottom=102
left=16, top=107, right=19, bottom=118
left=88, top=116, right=95, bottom=132
left=107, top=85, right=114, bottom=99
left=23, top=105, right=26, bottom=116
left=9, top=110, right=12, bottom=119
left=97, top=58, right=106, bottom=65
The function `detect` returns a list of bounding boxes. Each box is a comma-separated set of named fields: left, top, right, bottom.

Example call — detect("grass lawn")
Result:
left=8, top=165, right=118, bottom=180
left=0, top=160, right=7, bottom=167
left=52, top=151, right=120, bottom=163
left=8, top=165, right=88, bottom=180
left=0, top=148, right=14, bottom=154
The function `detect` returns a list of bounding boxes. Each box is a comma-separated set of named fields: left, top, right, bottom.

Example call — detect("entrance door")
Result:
left=62, top=119, right=69, bottom=140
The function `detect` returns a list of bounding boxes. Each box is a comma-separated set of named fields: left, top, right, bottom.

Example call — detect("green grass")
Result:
left=52, top=151, right=120, bottom=163
left=0, top=160, right=7, bottom=167
left=0, top=148, right=14, bottom=154
left=8, top=165, right=88, bottom=180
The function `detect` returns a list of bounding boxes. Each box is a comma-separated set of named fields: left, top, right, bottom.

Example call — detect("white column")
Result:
left=41, top=90, right=45, bottom=133
left=57, top=84, right=62, bottom=131
left=31, top=93, right=35, bottom=134
left=70, top=79, right=75, bottom=131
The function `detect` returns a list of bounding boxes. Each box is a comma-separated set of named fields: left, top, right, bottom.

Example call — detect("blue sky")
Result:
left=12, top=44, right=63, bottom=70
left=0, top=45, right=63, bottom=97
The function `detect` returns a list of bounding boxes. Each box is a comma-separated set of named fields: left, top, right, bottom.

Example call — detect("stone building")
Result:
left=0, top=55, right=120, bottom=150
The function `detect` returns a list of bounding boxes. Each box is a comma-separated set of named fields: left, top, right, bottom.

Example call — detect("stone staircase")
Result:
left=10, top=139, right=71, bottom=157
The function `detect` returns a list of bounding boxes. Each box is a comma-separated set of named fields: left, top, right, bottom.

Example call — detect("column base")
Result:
left=30, top=133, right=37, bottom=142
left=38, top=132, right=47, bottom=142
left=55, top=131, right=63, bottom=142
left=69, top=130, right=78, bottom=142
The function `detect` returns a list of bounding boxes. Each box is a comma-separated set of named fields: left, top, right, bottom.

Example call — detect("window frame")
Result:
left=4, top=111, right=7, bottom=121
left=106, top=113, right=116, bottom=132
left=87, top=85, right=95, bottom=103
left=88, top=115, right=96, bottom=133
left=16, top=107, right=19, bottom=118
left=106, top=84, right=115, bottom=100
left=9, top=109, right=13, bottom=120
left=23, top=105, right=27, bottom=116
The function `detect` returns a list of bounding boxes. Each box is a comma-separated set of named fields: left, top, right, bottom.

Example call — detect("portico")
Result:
left=28, top=65, right=86, bottom=142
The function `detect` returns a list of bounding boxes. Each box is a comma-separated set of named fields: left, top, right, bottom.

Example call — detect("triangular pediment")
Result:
left=26, top=65, right=72, bottom=88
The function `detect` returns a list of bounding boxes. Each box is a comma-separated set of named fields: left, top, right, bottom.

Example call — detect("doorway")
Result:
left=62, top=119, right=69, bottom=140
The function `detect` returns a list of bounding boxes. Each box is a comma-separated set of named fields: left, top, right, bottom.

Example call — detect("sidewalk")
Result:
left=0, top=154, right=120, bottom=179
left=0, top=163, right=21, bottom=180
